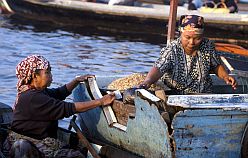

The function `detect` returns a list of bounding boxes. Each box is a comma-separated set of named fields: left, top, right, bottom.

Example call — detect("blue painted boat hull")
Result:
left=73, top=75, right=248, bottom=157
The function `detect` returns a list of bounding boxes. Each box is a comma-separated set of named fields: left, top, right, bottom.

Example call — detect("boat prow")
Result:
left=73, top=73, right=248, bottom=157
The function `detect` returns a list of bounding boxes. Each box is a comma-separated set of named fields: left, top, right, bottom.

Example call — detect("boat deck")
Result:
left=45, top=0, right=248, bottom=25
left=6, top=0, right=248, bottom=29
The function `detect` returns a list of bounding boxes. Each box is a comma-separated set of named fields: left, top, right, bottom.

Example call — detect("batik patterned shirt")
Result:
left=154, top=37, right=221, bottom=94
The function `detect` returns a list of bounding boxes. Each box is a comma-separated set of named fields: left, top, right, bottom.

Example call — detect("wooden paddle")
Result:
left=69, top=115, right=101, bottom=158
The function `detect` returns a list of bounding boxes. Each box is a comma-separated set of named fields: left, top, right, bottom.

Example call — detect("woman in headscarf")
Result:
left=4, top=55, right=115, bottom=157
left=140, top=15, right=237, bottom=94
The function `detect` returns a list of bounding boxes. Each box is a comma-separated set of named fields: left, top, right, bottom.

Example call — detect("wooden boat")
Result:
left=2, top=0, right=248, bottom=50
left=73, top=72, right=248, bottom=158
left=2, top=0, right=248, bottom=52
left=1, top=74, right=247, bottom=157
left=2, top=0, right=248, bottom=33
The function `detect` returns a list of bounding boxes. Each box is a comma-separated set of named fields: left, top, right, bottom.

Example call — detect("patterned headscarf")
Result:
left=16, top=55, right=50, bottom=93
left=179, top=15, right=204, bottom=34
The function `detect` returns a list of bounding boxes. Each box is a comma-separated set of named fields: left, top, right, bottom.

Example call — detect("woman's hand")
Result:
left=137, top=67, right=163, bottom=89
left=75, top=74, right=95, bottom=83
left=138, top=82, right=151, bottom=89
left=66, top=74, right=95, bottom=92
left=223, top=76, right=237, bottom=90
left=75, top=93, right=115, bottom=112
left=215, top=65, right=237, bottom=90
left=100, top=93, right=116, bottom=106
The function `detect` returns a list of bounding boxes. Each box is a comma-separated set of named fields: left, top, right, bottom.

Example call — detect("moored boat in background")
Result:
left=2, top=0, right=248, bottom=33
left=2, top=0, right=248, bottom=50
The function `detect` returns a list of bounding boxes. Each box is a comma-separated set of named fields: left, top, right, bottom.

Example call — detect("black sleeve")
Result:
left=45, top=85, right=71, bottom=100
left=29, top=91, right=76, bottom=120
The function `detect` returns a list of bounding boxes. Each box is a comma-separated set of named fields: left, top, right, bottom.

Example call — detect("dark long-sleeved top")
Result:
left=11, top=85, right=76, bottom=140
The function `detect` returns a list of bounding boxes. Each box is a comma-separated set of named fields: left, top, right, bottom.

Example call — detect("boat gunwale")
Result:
left=10, top=0, right=248, bottom=26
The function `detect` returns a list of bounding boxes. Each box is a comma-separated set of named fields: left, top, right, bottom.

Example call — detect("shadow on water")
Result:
left=0, top=14, right=163, bottom=106
left=0, top=13, right=247, bottom=107
left=5, top=13, right=248, bottom=49
left=5, top=14, right=166, bottom=45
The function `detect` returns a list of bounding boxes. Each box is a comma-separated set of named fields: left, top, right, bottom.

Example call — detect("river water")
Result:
left=0, top=14, right=163, bottom=107
left=1, top=13, right=248, bottom=129
left=0, top=13, right=247, bottom=108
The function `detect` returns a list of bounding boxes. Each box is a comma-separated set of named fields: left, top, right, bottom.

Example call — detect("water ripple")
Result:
left=0, top=15, right=160, bottom=106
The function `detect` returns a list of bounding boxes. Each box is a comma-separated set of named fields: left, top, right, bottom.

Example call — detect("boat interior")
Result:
left=0, top=70, right=247, bottom=157
left=84, top=52, right=248, bottom=136
left=70, top=70, right=248, bottom=157
left=0, top=50, right=247, bottom=157
left=82, top=69, right=248, bottom=131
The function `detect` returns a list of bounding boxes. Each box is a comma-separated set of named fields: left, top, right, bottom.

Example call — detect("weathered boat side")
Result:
left=73, top=74, right=248, bottom=157
left=5, top=0, right=248, bottom=32
left=73, top=83, right=172, bottom=157
left=167, top=94, right=248, bottom=157
left=172, top=109, right=248, bottom=158
left=167, top=94, right=248, bottom=109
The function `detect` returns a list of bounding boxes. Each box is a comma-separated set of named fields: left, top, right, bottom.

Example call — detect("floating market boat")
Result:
left=73, top=69, right=248, bottom=158
left=1, top=69, right=248, bottom=158
left=1, top=0, right=248, bottom=48
left=1, top=0, right=248, bottom=33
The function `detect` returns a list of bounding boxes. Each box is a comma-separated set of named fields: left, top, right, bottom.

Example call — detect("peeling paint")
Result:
left=73, top=79, right=248, bottom=158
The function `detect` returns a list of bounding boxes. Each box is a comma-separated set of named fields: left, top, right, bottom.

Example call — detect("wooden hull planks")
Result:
left=172, top=109, right=248, bottom=158
left=73, top=83, right=172, bottom=157
left=4, top=0, right=248, bottom=32
left=72, top=76, right=248, bottom=157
